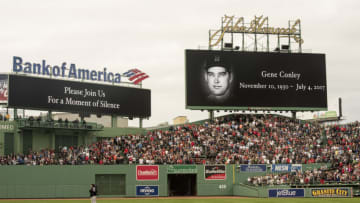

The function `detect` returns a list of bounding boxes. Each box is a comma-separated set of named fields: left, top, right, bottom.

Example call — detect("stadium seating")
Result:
left=1, top=114, right=359, bottom=169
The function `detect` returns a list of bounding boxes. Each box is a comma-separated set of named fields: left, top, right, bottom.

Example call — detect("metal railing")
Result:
left=17, top=119, right=104, bottom=131
left=246, top=180, right=360, bottom=187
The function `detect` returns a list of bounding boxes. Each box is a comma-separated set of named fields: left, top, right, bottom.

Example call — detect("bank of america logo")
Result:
left=123, top=69, right=149, bottom=85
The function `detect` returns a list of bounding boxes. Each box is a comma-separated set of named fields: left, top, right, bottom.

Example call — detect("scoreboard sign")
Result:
left=311, top=188, right=351, bottom=198
left=205, top=165, right=226, bottom=180
left=0, top=74, right=8, bottom=104
left=136, top=185, right=159, bottom=196
left=185, top=50, right=327, bottom=111
left=269, top=189, right=305, bottom=198
left=8, top=75, right=151, bottom=118
left=136, top=165, right=159, bottom=181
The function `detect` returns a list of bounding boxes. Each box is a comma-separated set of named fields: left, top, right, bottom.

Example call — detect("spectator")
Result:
left=0, top=114, right=358, bottom=174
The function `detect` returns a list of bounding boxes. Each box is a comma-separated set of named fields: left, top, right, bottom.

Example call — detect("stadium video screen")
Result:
left=8, top=75, right=151, bottom=117
left=0, top=74, right=8, bottom=104
left=185, top=50, right=327, bottom=110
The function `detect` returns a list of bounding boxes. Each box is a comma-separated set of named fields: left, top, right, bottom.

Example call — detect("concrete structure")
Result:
left=0, top=120, right=144, bottom=156
left=173, top=116, right=188, bottom=125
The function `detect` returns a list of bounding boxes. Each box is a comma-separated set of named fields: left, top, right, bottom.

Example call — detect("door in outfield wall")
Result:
left=168, top=174, right=197, bottom=196
left=4, top=133, right=14, bottom=155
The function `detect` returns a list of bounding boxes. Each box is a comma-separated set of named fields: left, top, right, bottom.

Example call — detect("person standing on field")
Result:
left=89, top=184, right=97, bottom=203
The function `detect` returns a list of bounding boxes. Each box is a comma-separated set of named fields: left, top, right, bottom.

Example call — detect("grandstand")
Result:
left=0, top=113, right=359, bottom=198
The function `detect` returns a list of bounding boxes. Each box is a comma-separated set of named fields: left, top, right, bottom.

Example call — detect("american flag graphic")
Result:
left=123, top=69, right=149, bottom=85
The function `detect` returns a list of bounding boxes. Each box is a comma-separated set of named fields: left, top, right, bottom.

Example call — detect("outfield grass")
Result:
left=0, top=198, right=359, bottom=203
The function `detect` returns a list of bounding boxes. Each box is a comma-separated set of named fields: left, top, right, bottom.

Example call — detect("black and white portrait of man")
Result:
left=203, top=56, right=233, bottom=103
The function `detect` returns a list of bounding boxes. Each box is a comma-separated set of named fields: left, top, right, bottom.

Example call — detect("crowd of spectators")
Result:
left=0, top=114, right=359, bottom=168
left=0, top=113, right=10, bottom=121
left=248, top=161, right=360, bottom=186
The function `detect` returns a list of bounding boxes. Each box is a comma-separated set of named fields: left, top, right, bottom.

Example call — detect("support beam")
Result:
left=111, top=115, right=117, bottom=128
left=47, top=110, right=52, bottom=120
left=139, top=118, right=143, bottom=128
left=14, top=108, right=17, bottom=120
left=209, top=110, right=214, bottom=121
left=291, top=111, right=296, bottom=120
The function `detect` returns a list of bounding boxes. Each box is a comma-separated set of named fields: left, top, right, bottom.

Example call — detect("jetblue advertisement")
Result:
left=269, top=189, right=305, bottom=198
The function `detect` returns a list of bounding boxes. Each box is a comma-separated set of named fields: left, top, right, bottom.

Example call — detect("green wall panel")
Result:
left=0, top=133, right=4, bottom=155
left=0, top=164, right=341, bottom=198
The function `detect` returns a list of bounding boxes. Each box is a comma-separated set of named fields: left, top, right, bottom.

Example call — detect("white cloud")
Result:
left=0, top=0, right=359, bottom=126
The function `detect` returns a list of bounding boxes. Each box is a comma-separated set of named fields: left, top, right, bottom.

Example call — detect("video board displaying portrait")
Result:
left=185, top=50, right=327, bottom=111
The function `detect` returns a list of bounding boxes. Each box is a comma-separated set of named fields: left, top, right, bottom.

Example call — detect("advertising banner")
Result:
left=136, top=185, right=159, bottom=196
left=240, top=164, right=266, bottom=172
left=136, top=165, right=159, bottom=181
left=185, top=50, right=327, bottom=110
left=271, top=164, right=302, bottom=172
left=0, top=74, right=8, bottom=104
left=167, top=165, right=197, bottom=174
left=311, top=188, right=351, bottom=198
left=291, top=164, right=302, bottom=172
left=268, top=189, right=305, bottom=198
left=8, top=75, right=151, bottom=117
left=205, top=165, right=226, bottom=180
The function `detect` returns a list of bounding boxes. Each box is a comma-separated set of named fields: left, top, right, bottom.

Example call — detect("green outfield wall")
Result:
left=0, top=165, right=235, bottom=198
left=0, top=164, right=341, bottom=199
